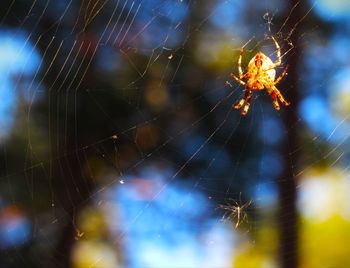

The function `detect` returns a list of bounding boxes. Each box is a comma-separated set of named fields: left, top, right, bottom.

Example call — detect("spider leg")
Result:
left=235, top=209, right=241, bottom=228
left=233, top=90, right=248, bottom=109
left=271, top=36, right=281, bottom=67
left=274, top=65, right=289, bottom=85
left=273, top=86, right=290, bottom=106
left=230, top=72, right=246, bottom=86
left=233, top=89, right=252, bottom=116
left=238, top=48, right=244, bottom=78
left=242, top=91, right=253, bottom=115
left=268, top=89, right=280, bottom=110
left=233, top=98, right=245, bottom=109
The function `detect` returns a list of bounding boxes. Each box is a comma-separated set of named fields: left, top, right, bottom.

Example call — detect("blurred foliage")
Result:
left=0, top=0, right=350, bottom=267
left=300, top=216, right=350, bottom=268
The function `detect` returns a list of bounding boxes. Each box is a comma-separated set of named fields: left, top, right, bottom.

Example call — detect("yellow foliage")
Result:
left=300, top=215, right=350, bottom=268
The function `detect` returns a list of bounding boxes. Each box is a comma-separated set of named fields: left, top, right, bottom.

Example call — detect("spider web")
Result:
left=0, top=0, right=349, bottom=267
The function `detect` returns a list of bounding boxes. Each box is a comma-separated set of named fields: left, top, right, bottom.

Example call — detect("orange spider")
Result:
left=230, top=36, right=290, bottom=115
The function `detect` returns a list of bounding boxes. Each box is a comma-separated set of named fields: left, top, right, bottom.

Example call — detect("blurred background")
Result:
left=0, top=0, right=350, bottom=267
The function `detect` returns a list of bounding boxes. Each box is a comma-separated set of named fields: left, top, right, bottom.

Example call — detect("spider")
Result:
left=230, top=36, right=290, bottom=115
left=218, top=199, right=252, bottom=228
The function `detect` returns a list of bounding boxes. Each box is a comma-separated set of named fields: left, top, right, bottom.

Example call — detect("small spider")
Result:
left=218, top=199, right=252, bottom=228
left=230, top=36, right=290, bottom=115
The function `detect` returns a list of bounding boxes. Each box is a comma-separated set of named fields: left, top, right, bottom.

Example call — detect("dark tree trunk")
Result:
left=278, top=1, right=304, bottom=267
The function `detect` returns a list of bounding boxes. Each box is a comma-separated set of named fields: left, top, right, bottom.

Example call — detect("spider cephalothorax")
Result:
left=230, top=36, right=290, bottom=115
